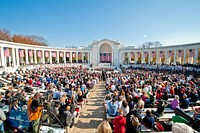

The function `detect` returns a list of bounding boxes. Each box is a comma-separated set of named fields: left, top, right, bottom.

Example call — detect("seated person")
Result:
left=180, top=94, right=189, bottom=109
left=170, top=95, right=180, bottom=110
left=136, top=97, right=144, bottom=110
left=161, top=91, right=169, bottom=101
left=121, top=101, right=129, bottom=116
left=151, top=101, right=168, bottom=117
left=107, top=98, right=118, bottom=117
left=126, top=109, right=141, bottom=133
left=192, top=106, right=200, bottom=119
left=60, top=106, right=75, bottom=130
left=77, top=91, right=84, bottom=103
left=142, top=110, right=155, bottom=129
left=156, top=90, right=162, bottom=100
left=190, top=91, right=199, bottom=103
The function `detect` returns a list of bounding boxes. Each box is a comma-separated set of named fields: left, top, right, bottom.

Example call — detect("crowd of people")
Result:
left=103, top=67, right=200, bottom=133
left=0, top=65, right=101, bottom=133
left=0, top=64, right=200, bottom=133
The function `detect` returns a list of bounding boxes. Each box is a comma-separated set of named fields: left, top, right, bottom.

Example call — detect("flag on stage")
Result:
left=45, top=52, right=49, bottom=57
left=60, top=52, right=63, bottom=57
left=189, top=49, right=194, bottom=57
left=169, top=50, right=174, bottom=57
left=144, top=52, right=148, bottom=58
left=178, top=50, right=183, bottom=58
left=28, top=50, right=33, bottom=57
left=66, top=52, right=69, bottom=57
left=152, top=51, right=156, bottom=58
left=4, top=48, right=10, bottom=57
left=104, top=53, right=107, bottom=61
left=78, top=52, right=82, bottom=60
left=131, top=52, right=134, bottom=59
left=137, top=52, right=141, bottom=58
left=37, top=51, right=41, bottom=57
left=52, top=52, right=56, bottom=57
left=19, top=50, right=24, bottom=57
left=72, top=53, right=76, bottom=58
left=160, top=51, right=164, bottom=58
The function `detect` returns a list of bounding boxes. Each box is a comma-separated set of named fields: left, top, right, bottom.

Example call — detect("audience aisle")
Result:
left=72, top=81, right=105, bottom=133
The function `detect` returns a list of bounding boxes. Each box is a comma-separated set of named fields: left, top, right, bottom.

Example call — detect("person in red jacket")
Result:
left=113, top=109, right=126, bottom=133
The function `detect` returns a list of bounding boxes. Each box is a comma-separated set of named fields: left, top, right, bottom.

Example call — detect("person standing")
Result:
left=0, top=108, right=6, bottom=133
left=27, top=92, right=43, bottom=133
left=113, top=109, right=126, bottom=133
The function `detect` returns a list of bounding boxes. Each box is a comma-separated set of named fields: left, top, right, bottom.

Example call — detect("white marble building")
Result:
left=0, top=38, right=200, bottom=68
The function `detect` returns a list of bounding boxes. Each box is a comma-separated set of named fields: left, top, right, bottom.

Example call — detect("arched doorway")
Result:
left=99, top=43, right=112, bottom=63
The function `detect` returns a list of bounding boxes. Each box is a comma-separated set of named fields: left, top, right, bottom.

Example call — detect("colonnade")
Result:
left=0, top=46, right=90, bottom=67
left=123, top=48, right=200, bottom=65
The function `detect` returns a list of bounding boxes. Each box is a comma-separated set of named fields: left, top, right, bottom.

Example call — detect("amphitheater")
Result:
left=0, top=39, right=200, bottom=133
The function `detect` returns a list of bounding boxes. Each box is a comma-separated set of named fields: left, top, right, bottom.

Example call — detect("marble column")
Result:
left=194, top=48, right=198, bottom=64
left=70, top=52, right=72, bottom=63
left=173, top=50, right=177, bottom=65
left=12, top=48, right=16, bottom=67
left=183, top=49, right=187, bottom=64
left=141, top=52, right=145, bottom=63
left=49, top=51, right=52, bottom=64
left=42, top=50, right=45, bottom=64
left=148, top=52, right=151, bottom=64
left=82, top=52, right=84, bottom=63
left=76, top=52, right=78, bottom=63
left=34, top=50, right=37, bottom=64
left=156, top=51, right=159, bottom=64
left=165, top=50, right=169, bottom=64
left=16, top=48, right=19, bottom=66
left=57, top=51, right=59, bottom=63
left=89, top=52, right=91, bottom=63
left=0, top=47, right=5, bottom=67
left=64, top=51, right=66, bottom=63
left=25, top=49, right=28, bottom=65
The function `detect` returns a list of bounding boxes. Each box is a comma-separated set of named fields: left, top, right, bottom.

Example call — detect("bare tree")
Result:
left=138, top=41, right=162, bottom=48
left=0, top=29, right=11, bottom=41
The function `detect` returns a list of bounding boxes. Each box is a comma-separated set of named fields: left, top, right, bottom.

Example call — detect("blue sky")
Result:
left=0, top=0, right=200, bottom=47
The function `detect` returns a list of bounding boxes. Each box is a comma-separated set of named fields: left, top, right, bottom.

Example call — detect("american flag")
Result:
left=60, top=52, right=63, bottom=57
left=131, top=52, right=134, bottom=59
left=19, top=50, right=24, bottom=57
left=144, top=52, right=148, bottom=58
left=52, top=52, right=56, bottom=57
left=104, top=53, right=107, bottom=61
left=4, top=48, right=10, bottom=57
left=72, top=52, right=76, bottom=58
left=45, top=52, right=49, bottom=57
left=169, top=50, right=174, bottom=57
left=78, top=52, right=82, bottom=60
left=152, top=51, right=156, bottom=58
left=160, top=51, right=164, bottom=58
left=28, top=50, right=33, bottom=57
left=109, top=53, right=112, bottom=62
left=189, top=49, right=194, bottom=57
left=37, top=51, right=41, bottom=57
left=137, top=52, right=141, bottom=58
left=178, top=50, right=183, bottom=58
left=66, top=52, right=69, bottom=57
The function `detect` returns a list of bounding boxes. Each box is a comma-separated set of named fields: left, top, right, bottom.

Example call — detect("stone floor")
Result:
left=72, top=81, right=105, bottom=133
